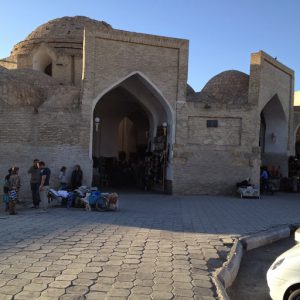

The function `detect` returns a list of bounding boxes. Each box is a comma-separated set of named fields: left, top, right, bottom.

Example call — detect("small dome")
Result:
left=201, top=70, right=249, bottom=104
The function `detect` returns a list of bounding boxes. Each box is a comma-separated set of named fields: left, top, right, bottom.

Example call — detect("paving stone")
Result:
left=193, top=287, right=214, bottom=297
left=59, top=294, right=84, bottom=300
left=0, top=294, right=13, bottom=300
left=2, top=268, right=25, bottom=275
left=82, top=266, right=102, bottom=273
left=113, top=281, right=134, bottom=289
left=85, top=292, right=107, bottom=300
left=72, top=278, right=94, bottom=286
left=66, top=285, right=89, bottom=294
left=106, top=288, right=131, bottom=297
left=172, top=275, right=192, bottom=283
left=0, top=285, right=23, bottom=295
left=152, top=284, right=173, bottom=292
left=23, top=283, right=48, bottom=292
left=6, top=278, right=31, bottom=286
left=151, top=291, right=174, bottom=300
left=155, top=272, right=173, bottom=279
left=40, top=270, right=62, bottom=277
left=90, top=283, right=112, bottom=292
left=17, top=272, right=39, bottom=280
left=62, top=269, right=83, bottom=275
left=173, top=288, right=194, bottom=297
left=14, top=291, right=41, bottom=299
left=47, top=265, right=67, bottom=271
left=49, top=280, right=72, bottom=289
left=192, top=279, right=213, bottom=288
left=55, top=260, right=73, bottom=266
left=98, top=271, right=118, bottom=278
left=56, top=274, right=78, bottom=281
left=136, top=273, right=153, bottom=280
left=32, top=261, right=52, bottom=267
left=41, top=288, right=66, bottom=297
left=77, top=272, right=98, bottom=280
left=194, top=296, right=215, bottom=300
left=129, top=295, right=151, bottom=300
left=131, top=286, right=152, bottom=295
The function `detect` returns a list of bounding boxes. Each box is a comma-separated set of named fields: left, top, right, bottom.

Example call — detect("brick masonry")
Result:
left=0, top=17, right=296, bottom=197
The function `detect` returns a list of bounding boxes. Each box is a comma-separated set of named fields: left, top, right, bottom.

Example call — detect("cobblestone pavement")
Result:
left=0, top=192, right=299, bottom=300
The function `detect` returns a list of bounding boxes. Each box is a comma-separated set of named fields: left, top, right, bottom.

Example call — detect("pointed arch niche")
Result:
left=260, top=94, right=288, bottom=175
left=90, top=72, right=175, bottom=192
left=32, top=45, right=54, bottom=76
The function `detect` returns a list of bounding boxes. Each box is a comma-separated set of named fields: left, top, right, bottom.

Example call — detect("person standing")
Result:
left=8, top=167, right=21, bottom=215
left=260, top=166, right=271, bottom=193
left=3, top=168, right=12, bottom=212
left=58, top=166, right=67, bottom=190
left=71, top=165, right=83, bottom=189
left=28, top=159, right=40, bottom=208
left=38, top=161, right=51, bottom=212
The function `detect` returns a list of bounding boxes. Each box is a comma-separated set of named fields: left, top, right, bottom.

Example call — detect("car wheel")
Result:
left=288, top=289, right=300, bottom=300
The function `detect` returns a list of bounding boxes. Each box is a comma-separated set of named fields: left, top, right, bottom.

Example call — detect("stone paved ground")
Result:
left=0, top=192, right=299, bottom=300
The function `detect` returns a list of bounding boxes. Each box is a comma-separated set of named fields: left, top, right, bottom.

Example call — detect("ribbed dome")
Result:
left=201, top=70, right=249, bottom=104
left=11, top=16, right=112, bottom=56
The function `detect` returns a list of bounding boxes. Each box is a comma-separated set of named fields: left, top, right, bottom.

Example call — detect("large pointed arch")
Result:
left=89, top=71, right=175, bottom=187
left=89, top=71, right=175, bottom=158
left=294, top=124, right=300, bottom=157
left=260, top=93, right=289, bottom=176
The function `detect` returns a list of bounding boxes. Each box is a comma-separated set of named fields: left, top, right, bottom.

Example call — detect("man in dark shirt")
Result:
left=38, top=161, right=51, bottom=212
left=28, top=159, right=40, bottom=208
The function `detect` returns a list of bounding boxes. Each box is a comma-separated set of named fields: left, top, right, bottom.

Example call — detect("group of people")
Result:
left=27, top=159, right=51, bottom=211
left=58, top=164, right=83, bottom=191
left=3, top=160, right=83, bottom=215
left=3, top=160, right=50, bottom=215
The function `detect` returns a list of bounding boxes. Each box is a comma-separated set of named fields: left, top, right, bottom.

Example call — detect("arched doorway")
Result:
left=259, top=94, right=288, bottom=176
left=91, top=73, right=174, bottom=193
left=32, top=46, right=53, bottom=76
left=295, top=126, right=300, bottom=158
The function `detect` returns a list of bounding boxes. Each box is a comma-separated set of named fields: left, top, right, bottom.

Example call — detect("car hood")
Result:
left=276, top=243, right=300, bottom=260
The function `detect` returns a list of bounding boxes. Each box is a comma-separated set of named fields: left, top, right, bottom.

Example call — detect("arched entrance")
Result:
left=32, top=46, right=53, bottom=76
left=260, top=94, right=288, bottom=176
left=295, top=125, right=300, bottom=157
left=91, top=73, right=174, bottom=193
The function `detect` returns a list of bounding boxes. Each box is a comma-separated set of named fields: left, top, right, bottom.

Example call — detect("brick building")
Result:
left=0, top=16, right=296, bottom=196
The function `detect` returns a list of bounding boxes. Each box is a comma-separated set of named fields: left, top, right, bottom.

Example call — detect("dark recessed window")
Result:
left=44, top=63, right=52, bottom=76
left=207, top=120, right=218, bottom=128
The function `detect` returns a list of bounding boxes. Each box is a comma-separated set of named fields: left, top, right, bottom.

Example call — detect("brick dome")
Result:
left=201, top=70, right=249, bottom=104
left=11, top=16, right=112, bottom=56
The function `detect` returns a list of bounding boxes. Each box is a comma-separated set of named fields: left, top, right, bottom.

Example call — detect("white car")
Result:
left=267, top=231, right=300, bottom=300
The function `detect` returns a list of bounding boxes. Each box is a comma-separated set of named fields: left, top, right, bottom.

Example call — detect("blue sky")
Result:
left=1, top=0, right=299, bottom=91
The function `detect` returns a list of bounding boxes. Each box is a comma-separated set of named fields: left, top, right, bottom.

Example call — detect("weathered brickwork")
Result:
left=0, top=16, right=296, bottom=197
left=188, top=116, right=242, bottom=146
